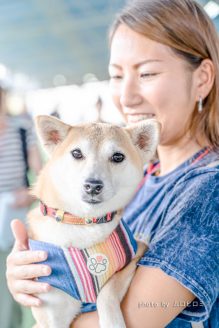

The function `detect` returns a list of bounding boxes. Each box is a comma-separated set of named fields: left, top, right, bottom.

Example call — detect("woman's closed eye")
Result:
left=110, top=74, right=123, bottom=80
left=140, top=72, right=159, bottom=79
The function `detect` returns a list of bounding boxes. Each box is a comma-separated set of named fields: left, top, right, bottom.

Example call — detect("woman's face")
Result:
left=109, top=24, right=198, bottom=146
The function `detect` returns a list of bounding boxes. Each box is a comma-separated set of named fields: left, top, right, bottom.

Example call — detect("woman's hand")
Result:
left=6, top=219, right=52, bottom=307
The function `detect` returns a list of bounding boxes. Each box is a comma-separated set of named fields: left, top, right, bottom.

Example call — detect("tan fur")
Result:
left=29, top=116, right=159, bottom=328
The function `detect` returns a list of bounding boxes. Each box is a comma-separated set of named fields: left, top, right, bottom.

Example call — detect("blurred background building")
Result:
left=0, top=0, right=218, bottom=125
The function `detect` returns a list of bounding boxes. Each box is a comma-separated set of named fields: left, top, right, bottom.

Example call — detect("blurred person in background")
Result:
left=0, top=87, right=42, bottom=328
left=5, top=0, right=219, bottom=327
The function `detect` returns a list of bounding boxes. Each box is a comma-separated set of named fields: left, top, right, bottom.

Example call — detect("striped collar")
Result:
left=40, top=201, right=117, bottom=225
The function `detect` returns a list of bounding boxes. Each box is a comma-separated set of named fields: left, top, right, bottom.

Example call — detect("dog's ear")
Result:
left=35, top=115, right=71, bottom=154
left=125, top=119, right=160, bottom=163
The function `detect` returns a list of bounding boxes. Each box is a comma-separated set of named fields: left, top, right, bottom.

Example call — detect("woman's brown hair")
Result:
left=109, top=0, right=219, bottom=148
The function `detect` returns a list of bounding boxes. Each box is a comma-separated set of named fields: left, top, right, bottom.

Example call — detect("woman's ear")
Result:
left=194, top=59, right=215, bottom=101
left=35, top=115, right=71, bottom=155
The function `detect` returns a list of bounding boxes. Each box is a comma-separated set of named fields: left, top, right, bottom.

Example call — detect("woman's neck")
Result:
left=157, top=136, right=207, bottom=176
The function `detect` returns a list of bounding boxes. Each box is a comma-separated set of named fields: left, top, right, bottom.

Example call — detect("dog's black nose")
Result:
left=83, top=179, right=104, bottom=195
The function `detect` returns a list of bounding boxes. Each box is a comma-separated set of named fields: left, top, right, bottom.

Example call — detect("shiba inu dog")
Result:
left=28, top=115, right=159, bottom=328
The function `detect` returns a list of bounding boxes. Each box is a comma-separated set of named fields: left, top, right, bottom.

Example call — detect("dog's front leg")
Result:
left=32, top=287, right=81, bottom=328
left=97, top=242, right=147, bottom=328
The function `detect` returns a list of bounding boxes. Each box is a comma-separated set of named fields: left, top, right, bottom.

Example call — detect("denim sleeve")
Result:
left=138, top=169, right=219, bottom=322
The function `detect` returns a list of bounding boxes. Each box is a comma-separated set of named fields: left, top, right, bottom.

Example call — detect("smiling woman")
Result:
left=5, top=1, right=219, bottom=328
left=108, top=2, right=218, bottom=151
left=109, top=29, right=200, bottom=147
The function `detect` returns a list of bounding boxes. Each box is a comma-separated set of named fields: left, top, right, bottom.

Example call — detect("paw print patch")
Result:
left=87, top=253, right=109, bottom=276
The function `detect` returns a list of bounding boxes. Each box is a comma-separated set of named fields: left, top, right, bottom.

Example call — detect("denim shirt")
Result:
left=123, top=148, right=219, bottom=327
left=82, top=148, right=219, bottom=328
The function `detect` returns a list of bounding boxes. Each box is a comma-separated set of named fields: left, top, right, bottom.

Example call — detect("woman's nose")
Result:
left=120, top=77, right=142, bottom=108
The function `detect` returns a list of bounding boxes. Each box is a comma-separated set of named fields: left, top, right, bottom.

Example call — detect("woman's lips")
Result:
left=126, top=114, right=155, bottom=123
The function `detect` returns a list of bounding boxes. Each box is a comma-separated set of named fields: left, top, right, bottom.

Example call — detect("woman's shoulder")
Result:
left=170, top=159, right=219, bottom=197
left=174, top=160, right=219, bottom=193
left=161, top=162, right=219, bottom=234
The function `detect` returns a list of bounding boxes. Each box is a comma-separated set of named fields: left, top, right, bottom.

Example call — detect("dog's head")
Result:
left=35, top=115, right=159, bottom=217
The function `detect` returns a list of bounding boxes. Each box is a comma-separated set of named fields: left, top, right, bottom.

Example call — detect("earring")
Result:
left=198, top=96, right=203, bottom=113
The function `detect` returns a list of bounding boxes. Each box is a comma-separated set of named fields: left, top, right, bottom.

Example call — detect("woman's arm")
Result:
left=72, top=266, right=195, bottom=328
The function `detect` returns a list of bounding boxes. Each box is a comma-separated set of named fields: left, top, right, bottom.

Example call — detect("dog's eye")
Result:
left=71, top=149, right=84, bottom=160
left=111, top=152, right=125, bottom=163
